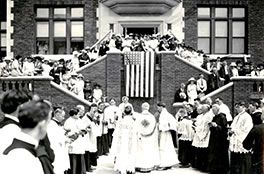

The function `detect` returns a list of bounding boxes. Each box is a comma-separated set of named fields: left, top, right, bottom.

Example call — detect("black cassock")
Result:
left=243, top=123, right=264, bottom=174
left=208, top=113, right=229, bottom=174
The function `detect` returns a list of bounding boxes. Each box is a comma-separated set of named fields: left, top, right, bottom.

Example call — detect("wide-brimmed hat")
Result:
left=188, top=77, right=196, bottom=82
left=71, top=72, right=78, bottom=76
left=230, top=62, right=237, bottom=67
left=94, top=83, right=101, bottom=88
left=3, top=57, right=11, bottom=61
left=157, top=102, right=166, bottom=107
left=77, top=74, right=84, bottom=78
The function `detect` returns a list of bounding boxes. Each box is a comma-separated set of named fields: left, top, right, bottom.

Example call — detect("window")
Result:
left=35, top=7, right=84, bottom=54
left=197, top=7, right=246, bottom=54
left=167, top=23, right=172, bottom=30
left=1, top=33, right=6, bottom=47
left=0, top=22, right=6, bottom=59
left=0, top=0, right=6, bottom=59
left=109, top=23, right=114, bottom=32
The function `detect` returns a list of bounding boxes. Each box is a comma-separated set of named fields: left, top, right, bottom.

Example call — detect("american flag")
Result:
left=124, top=51, right=155, bottom=98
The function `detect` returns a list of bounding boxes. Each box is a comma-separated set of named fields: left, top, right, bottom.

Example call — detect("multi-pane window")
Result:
left=36, top=7, right=84, bottom=54
left=197, top=7, right=246, bottom=54
left=0, top=21, right=6, bottom=58
left=0, top=0, right=6, bottom=59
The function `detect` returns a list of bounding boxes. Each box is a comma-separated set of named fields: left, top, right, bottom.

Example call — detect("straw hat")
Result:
left=230, top=62, right=237, bottom=67
left=77, top=74, right=84, bottom=78
left=3, top=57, right=11, bottom=61
left=71, top=72, right=78, bottom=76
left=188, top=77, right=196, bottom=82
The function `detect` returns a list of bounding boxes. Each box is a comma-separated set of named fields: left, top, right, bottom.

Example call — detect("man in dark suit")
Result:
left=208, top=67, right=221, bottom=93
left=219, top=60, right=230, bottom=85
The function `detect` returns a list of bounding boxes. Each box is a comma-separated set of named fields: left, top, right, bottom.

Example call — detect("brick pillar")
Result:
left=33, top=78, right=53, bottom=101
left=106, top=52, right=123, bottom=104
left=160, top=52, right=176, bottom=113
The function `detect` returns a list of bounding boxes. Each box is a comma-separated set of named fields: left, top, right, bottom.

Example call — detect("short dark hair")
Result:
left=215, top=97, right=223, bottom=101
left=235, top=101, right=246, bottom=107
left=69, top=108, right=79, bottom=117
left=90, top=103, right=97, bottom=108
left=157, top=102, right=166, bottom=108
left=124, top=106, right=132, bottom=115
left=1, top=90, right=32, bottom=114
left=18, top=100, right=52, bottom=129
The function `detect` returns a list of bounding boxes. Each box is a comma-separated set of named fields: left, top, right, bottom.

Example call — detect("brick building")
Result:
left=1, top=0, right=264, bottom=64
left=1, top=0, right=264, bottom=113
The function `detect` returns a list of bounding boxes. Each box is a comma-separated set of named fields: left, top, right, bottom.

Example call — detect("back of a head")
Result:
left=142, top=102, right=150, bottom=111
left=124, top=105, right=132, bottom=115
left=157, top=102, right=166, bottom=108
left=18, top=100, right=52, bottom=129
left=69, top=108, right=79, bottom=117
left=1, top=90, right=32, bottom=114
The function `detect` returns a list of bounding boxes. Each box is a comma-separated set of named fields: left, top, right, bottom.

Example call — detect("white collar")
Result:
left=15, top=131, right=39, bottom=148
left=5, top=114, right=19, bottom=123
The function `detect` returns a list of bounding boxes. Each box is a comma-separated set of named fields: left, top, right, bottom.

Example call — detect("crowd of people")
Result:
left=0, top=89, right=264, bottom=174
left=174, top=69, right=223, bottom=104
left=175, top=97, right=264, bottom=174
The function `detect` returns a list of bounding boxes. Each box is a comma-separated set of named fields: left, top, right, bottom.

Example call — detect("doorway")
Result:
left=126, top=27, right=157, bottom=36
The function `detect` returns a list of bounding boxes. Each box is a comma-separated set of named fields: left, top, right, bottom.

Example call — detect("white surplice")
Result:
left=47, top=119, right=70, bottom=174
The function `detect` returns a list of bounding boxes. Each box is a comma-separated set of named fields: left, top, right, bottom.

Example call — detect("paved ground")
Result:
left=90, top=154, right=206, bottom=174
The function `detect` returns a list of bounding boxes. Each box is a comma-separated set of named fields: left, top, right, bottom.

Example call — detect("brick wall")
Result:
left=13, top=0, right=98, bottom=57
left=161, top=52, right=211, bottom=114
left=78, top=57, right=107, bottom=96
left=105, top=53, right=123, bottom=104
left=183, top=0, right=264, bottom=65
left=248, top=0, right=264, bottom=64
left=13, top=0, right=35, bottom=57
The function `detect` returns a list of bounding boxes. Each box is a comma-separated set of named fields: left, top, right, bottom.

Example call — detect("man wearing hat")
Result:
left=229, top=102, right=253, bottom=174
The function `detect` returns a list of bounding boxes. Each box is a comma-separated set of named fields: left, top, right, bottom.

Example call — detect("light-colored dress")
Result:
left=187, top=83, right=198, bottom=105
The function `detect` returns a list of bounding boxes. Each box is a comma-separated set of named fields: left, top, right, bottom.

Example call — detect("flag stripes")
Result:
left=124, top=51, right=155, bottom=98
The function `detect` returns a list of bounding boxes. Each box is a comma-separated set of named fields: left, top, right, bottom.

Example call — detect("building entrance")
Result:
left=125, top=27, right=158, bottom=36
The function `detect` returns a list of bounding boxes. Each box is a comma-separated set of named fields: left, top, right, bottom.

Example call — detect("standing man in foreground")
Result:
left=2, top=100, right=52, bottom=174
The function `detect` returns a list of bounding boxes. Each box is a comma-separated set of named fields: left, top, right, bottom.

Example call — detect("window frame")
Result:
left=35, top=6, right=84, bottom=54
left=0, top=21, right=6, bottom=58
left=197, top=6, right=247, bottom=54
